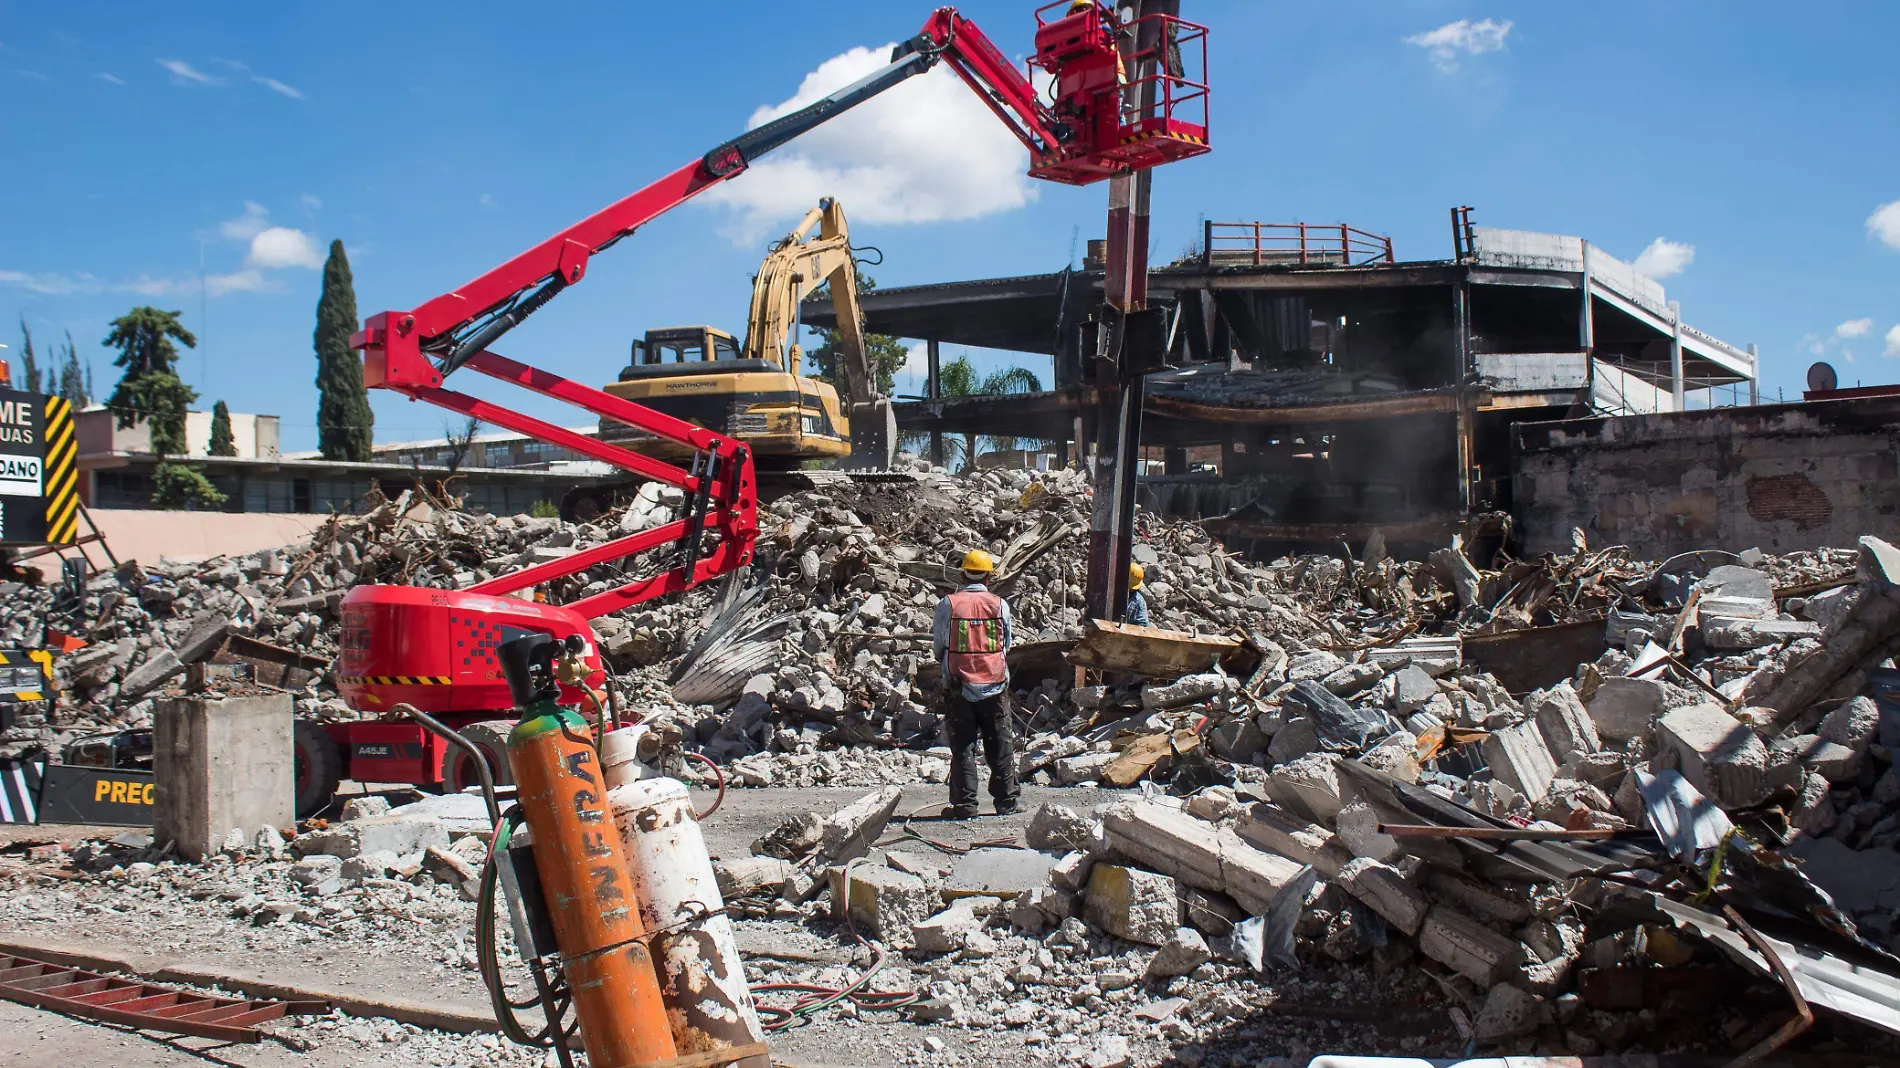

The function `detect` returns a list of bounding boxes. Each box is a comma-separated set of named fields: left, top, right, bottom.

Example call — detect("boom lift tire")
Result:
left=441, top=720, right=516, bottom=796
left=293, top=719, right=343, bottom=819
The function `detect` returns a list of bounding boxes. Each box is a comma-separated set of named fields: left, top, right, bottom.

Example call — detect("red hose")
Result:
left=686, top=752, right=726, bottom=820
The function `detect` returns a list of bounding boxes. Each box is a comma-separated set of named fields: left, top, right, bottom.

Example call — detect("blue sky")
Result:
left=3, top=1, right=1898, bottom=451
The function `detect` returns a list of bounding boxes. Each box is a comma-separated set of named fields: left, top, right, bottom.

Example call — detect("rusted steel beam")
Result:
left=0, top=952, right=326, bottom=1043
left=1144, top=391, right=1464, bottom=425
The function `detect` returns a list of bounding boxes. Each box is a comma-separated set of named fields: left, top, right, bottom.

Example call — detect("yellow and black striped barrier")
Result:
left=338, top=675, right=452, bottom=687
left=41, top=396, right=77, bottom=545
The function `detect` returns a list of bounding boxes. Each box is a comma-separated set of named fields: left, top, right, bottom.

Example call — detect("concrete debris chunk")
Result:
left=1482, top=719, right=1558, bottom=803
left=944, top=848, right=1058, bottom=900
left=1267, top=753, right=1347, bottom=824
left=830, top=863, right=936, bottom=943
left=1336, top=857, right=1427, bottom=936
left=1526, top=681, right=1599, bottom=764
left=1025, top=802, right=1101, bottom=853
left=1419, top=905, right=1523, bottom=986
left=1334, top=801, right=1402, bottom=863
left=714, top=856, right=794, bottom=898
left=1233, top=804, right=1352, bottom=878
left=1101, top=800, right=1306, bottom=915
left=1083, top=864, right=1179, bottom=946
left=911, top=903, right=981, bottom=954
left=816, top=785, right=904, bottom=863
left=1472, top=983, right=1549, bottom=1041
left=1584, top=676, right=1668, bottom=742
left=1142, top=672, right=1230, bottom=710
left=1144, top=927, right=1211, bottom=979
left=1657, top=704, right=1771, bottom=809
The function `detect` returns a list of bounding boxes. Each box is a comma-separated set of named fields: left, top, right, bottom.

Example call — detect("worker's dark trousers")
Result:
left=946, top=690, right=1019, bottom=811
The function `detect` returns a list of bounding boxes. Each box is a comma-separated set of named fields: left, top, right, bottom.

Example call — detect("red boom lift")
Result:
left=294, top=3, right=1209, bottom=816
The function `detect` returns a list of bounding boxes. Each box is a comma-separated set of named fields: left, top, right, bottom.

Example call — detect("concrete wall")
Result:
left=84, top=508, right=332, bottom=564
left=1512, top=396, right=1900, bottom=557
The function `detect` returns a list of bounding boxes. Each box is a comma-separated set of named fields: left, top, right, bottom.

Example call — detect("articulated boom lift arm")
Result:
left=348, top=4, right=1202, bottom=615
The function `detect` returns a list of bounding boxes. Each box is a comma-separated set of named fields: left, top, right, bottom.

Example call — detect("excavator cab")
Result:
left=618, top=327, right=761, bottom=379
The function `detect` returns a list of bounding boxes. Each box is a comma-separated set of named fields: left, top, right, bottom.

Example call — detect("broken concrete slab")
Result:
left=1067, top=619, right=1242, bottom=679
left=752, top=811, right=824, bottom=860
left=817, top=786, right=904, bottom=863
left=1472, top=983, right=1548, bottom=1041
left=1232, top=804, right=1352, bottom=878
left=1082, top=864, right=1179, bottom=946
left=1769, top=734, right=1860, bottom=783
left=1207, top=717, right=1267, bottom=764
left=1364, top=636, right=1461, bottom=677
left=1142, top=672, right=1230, bottom=710
left=1055, top=752, right=1117, bottom=785
left=1334, top=801, right=1401, bottom=864
left=1482, top=719, right=1558, bottom=803
left=1048, top=850, right=1095, bottom=893
left=1100, top=800, right=1305, bottom=916
left=120, top=648, right=186, bottom=702
left=295, top=814, right=450, bottom=860
left=1702, top=616, right=1822, bottom=650
left=1584, top=676, right=1668, bottom=742
left=1335, top=857, right=1426, bottom=936
left=1657, top=704, right=1770, bottom=809
left=944, top=848, right=1058, bottom=900
left=1418, top=905, right=1522, bottom=987
left=1820, top=695, right=1881, bottom=751
left=1390, top=665, right=1438, bottom=714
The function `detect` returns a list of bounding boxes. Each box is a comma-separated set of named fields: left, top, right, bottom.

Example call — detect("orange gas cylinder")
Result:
left=505, top=636, right=677, bottom=1068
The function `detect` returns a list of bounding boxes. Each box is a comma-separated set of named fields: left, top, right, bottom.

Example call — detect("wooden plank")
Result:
left=1067, top=618, right=1241, bottom=678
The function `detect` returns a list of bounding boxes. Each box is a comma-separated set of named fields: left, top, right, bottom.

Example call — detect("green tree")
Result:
left=314, top=239, right=374, bottom=461
left=102, top=306, right=194, bottom=378
left=16, top=317, right=43, bottom=394
left=917, top=357, right=1044, bottom=472
left=55, top=330, right=88, bottom=407
left=803, top=270, right=907, bottom=397
left=208, top=400, right=237, bottom=456
left=111, top=370, right=197, bottom=453
left=151, top=463, right=226, bottom=510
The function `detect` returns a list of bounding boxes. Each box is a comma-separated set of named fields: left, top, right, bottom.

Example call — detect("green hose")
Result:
left=477, top=812, right=560, bottom=1047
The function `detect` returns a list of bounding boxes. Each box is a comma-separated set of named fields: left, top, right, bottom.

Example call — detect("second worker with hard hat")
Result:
left=931, top=549, right=1020, bottom=818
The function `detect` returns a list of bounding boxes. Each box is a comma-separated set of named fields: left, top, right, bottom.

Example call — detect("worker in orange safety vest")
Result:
left=931, top=549, right=1020, bottom=819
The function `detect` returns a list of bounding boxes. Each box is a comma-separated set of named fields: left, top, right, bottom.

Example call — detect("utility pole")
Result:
left=1084, top=0, right=1176, bottom=623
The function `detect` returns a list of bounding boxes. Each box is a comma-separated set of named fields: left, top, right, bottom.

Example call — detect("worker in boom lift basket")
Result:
left=933, top=549, right=1020, bottom=819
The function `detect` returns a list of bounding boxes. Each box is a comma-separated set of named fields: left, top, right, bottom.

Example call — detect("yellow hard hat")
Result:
left=1069, top=0, right=1093, bottom=9
left=961, top=549, right=996, bottom=574
left=1129, top=562, right=1144, bottom=589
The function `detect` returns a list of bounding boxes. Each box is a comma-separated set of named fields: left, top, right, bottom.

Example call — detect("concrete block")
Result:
left=1861, top=536, right=1900, bottom=592
left=1697, top=566, right=1774, bottom=615
left=1320, top=661, right=1384, bottom=697
left=1179, top=886, right=1245, bottom=938
left=1142, top=672, right=1229, bottom=710
left=1025, top=803, right=1101, bottom=853
left=290, top=855, right=342, bottom=896
left=1267, top=753, right=1346, bottom=824
left=1101, top=800, right=1306, bottom=915
left=945, top=847, right=1058, bottom=900
left=1418, top=905, right=1522, bottom=987
left=1232, top=804, right=1352, bottom=877
left=1010, top=885, right=1077, bottom=934
left=1472, top=984, right=1548, bottom=1041
left=818, top=785, right=904, bottom=863
left=1208, top=718, right=1267, bottom=764
left=713, top=857, right=794, bottom=898
left=1018, top=734, right=1086, bottom=776
left=1526, top=682, right=1599, bottom=764
left=1285, top=650, right=1345, bottom=683
left=1820, top=695, right=1880, bottom=751
left=153, top=693, right=294, bottom=862
left=1516, top=918, right=1583, bottom=994
left=1335, top=857, right=1426, bottom=936
left=1055, top=752, right=1116, bottom=785
left=1482, top=720, right=1558, bottom=803
left=912, top=903, right=981, bottom=954
left=1585, top=677, right=1668, bottom=742
left=1390, top=665, right=1438, bottom=715
left=830, top=863, right=937, bottom=943
left=339, top=796, right=390, bottom=821
left=121, top=649, right=186, bottom=702
left=1049, top=850, right=1095, bottom=893
left=1266, top=716, right=1320, bottom=763
left=1334, top=801, right=1401, bottom=863
left=1360, top=731, right=1422, bottom=784
left=1144, top=928, right=1210, bottom=979
left=1702, top=616, right=1822, bottom=650
left=1184, top=785, right=1240, bottom=822
left=1658, top=704, right=1770, bottom=808
left=1770, top=734, right=1860, bottom=783
left=1083, top=864, right=1179, bottom=946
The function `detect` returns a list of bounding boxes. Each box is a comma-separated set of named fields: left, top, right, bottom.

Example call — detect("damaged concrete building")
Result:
left=808, top=215, right=1763, bottom=557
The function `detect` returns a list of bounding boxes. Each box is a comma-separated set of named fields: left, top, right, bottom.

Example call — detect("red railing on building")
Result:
left=1202, top=221, right=1394, bottom=267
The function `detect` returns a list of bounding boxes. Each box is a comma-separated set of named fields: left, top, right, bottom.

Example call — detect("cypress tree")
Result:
left=17, top=317, right=42, bottom=394
left=208, top=400, right=237, bottom=456
left=314, top=239, right=373, bottom=461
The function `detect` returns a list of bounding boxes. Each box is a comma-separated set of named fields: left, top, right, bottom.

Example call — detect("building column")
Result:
left=1747, top=343, right=1759, bottom=406
left=926, top=338, right=943, bottom=469
left=1668, top=299, right=1685, bottom=410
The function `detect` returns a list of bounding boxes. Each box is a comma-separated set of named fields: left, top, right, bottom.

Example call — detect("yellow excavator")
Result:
left=598, top=197, right=893, bottom=473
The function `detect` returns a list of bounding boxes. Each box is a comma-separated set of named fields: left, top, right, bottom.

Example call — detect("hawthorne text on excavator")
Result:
left=336, top=5, right=1209, bottom=1065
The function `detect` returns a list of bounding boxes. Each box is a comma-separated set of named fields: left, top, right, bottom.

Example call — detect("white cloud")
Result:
left=1837, top=318, right=1874, bottom=339
left=299, top=193, right=323, bottom=211
left=253, top=75, right=302, bottom=100
left=0, top=268, right=186, bottom=297
left=246, top=226, right=322, bottom=269
left=14, top=69, right=49, bottom=82
left=699, top=44, right=1038, bottom=244
left=218, top=201, right=270, bottom=241
left=1887, top=324, right=1900, bottom=358
left=1870, top=201, right=1900, bottom=251
left=1404, top=19, right=1512, bottom=73
left=157, top=58, right=216, bottom=85
left=1633, top=237, right=1695, bottom=279
left=95, top=72, right=124, bottom=85
left=478, top=193, right=496, bottom=209
left=206, top=269, right=269, bottom=296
